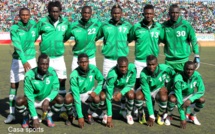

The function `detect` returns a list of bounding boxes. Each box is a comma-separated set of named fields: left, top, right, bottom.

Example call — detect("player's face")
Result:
left=81, top=8, right=92, bottom=22
left=143, top=9, right=154, bottom=23
left=19, top=10, right=30, bottom=24
left=169, top=7, right=180, bottom=22
left=184, top=64, right=195, bottom=78
left=78, top=57, right=89, bottom=72
left=38, top=58, right=49, bottom=75
left=147, top=59, right=158, bottom=74
left=111, top=8, right=122, bottom=22
left=49, top=7, right=61, bottom=22
left=117, top=61, right=128, bottom=75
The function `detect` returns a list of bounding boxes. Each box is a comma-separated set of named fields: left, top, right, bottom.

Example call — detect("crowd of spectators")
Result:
left=0, top=0, right=214, bottom=33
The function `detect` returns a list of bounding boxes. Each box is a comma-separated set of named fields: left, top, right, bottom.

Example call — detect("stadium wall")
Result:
left=0, top=32, right=215, bottom=46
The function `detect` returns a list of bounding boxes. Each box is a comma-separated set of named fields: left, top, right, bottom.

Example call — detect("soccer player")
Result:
left=103, top=57, right=136, bottom=127
left=96, top=4, right=132, bottom=78
left=64, top=53, right=104, bottom=128
left=135, top=55, right=175, bottom=126
left=165, top=61, right=205, bottom=129
left=64, top=6, right=102, bottom=71
left=161, top=4, right=200, bottom=72
left=36, top=1, right=68, bottom=97
left=4, top=8, right=37, bottom=123
left=15, top=54, right=64, bottom=128
left=128, top=4, right=162, bottom=90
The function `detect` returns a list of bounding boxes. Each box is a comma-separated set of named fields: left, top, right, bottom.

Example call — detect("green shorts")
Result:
left=165, top=60, right=186, bottom=73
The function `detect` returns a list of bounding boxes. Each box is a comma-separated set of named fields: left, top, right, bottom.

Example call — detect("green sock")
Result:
left=9, top=88, right=17, bottom=114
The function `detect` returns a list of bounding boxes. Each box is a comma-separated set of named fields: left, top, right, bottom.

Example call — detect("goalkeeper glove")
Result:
left=193, top=55, right=200, bottom=70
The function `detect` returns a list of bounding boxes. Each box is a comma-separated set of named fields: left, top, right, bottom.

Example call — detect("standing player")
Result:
left=165, top=61, right=205, bottom=129
left=135, top=55, right=175, bottom=126
left=4, top=8, right=37, bottom=123
left=36, top=1, right=68, bottom=97
left=161, top=4, right=200, bottom=72
left=128, top=4, right=162, bottom=90
left=15, top=54, right=64, bottom=128
left=64, top=6, right=102, bottom=70
left=104, top=57, right=136, bottom=127
left=64, top=54, right=104, bottom=128
left=96, top=4, right=132, bottom=78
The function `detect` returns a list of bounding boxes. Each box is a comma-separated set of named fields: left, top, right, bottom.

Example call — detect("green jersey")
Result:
left=173, top=71, right=205, bottom=120
left=140, top=64, right=175, bottom=116
left=36, top=16, right=69, bottom=58
left=106, top=63, right=136, bottom=116
left=161, top=16, right=199, bottom=62
left=11, top=20, right=37, bottom=64
left=70, top=64, right=104, bottom=118
left=24, top=67, right=59, bottom=119
left=128, top=21, right=162, bottom=62
left=64, top=19, right=102, bottom=58
left=97, top=19, right=132, bottom=60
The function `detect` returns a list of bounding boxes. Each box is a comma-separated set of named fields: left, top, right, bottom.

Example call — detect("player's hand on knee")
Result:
left=106, top=117, right=113, bottom=128
left=42, top=99, right=50, bottom=112
left=23, top=62, right=31, bottom=72
left=180, top=120, right=187, bottom=129
left=147, top=117, right=155, bottom=127
left=182, top=100, right=191, bottom=108
left=89, top=92, right=97, bottom=98
left=33, top=119, right=40, bottom=128
left=78, top=118, right=85, bottom=129
left=113, top=92, right=122, bottom=102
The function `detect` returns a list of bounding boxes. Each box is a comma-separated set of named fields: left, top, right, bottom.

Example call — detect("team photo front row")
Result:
left=12, top=54, right=205, bottom=129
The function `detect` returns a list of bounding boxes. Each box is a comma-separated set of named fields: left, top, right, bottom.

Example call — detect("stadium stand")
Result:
left=0, top=0, right=214, bottom=33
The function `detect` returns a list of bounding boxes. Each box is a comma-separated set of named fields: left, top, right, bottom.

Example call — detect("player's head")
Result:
left=169, top=4, right=180, bottom=22
left=117, top=57, right=128, bottom=75
left=184, top=61, right=195, bottom=78
left=47, top=1, right=62, bottom=22
left=81, top=6, right=92, bottom=22
left=78, top=53, right=89, bottom=72
left=38, top=54, right=49, bottom=75
left=19, top=8, right=30, bottom=24
left=111, top=4, right=122, bottom=22
left=143, top=4, right=154, bottom=23
left=146, top=55, right=158, bottom=74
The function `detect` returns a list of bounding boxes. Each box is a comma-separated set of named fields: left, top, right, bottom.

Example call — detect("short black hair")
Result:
left=146, top=55, right=157, bottom=63
left=169, top=4, right=179, bottom=12
left=19, top=7, right=30, bottom=15
left=143, top=4, right=154, bottom=11
left=111, top=4, right=122, bottom=13
left=117, top=56, right=128, bottom=64
left=184, top=61, right=195, bottom=69
left=38, top=54, right=49, bottom=62
left=47, top=1, right=62, bottom=13
left=78, top=53, right=89, bottom=61
left=81, top=6, right=92, bottom=13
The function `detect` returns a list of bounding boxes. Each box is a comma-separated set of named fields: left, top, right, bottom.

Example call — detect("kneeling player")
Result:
left=64, top=54, right=104, bottom=128
left=165, top=61, right=205, bottom=129
left=135, top=55, right=175, bottom=127
left=103, top=57, right=136, bottom=127
left=15, top=54, right=64, bottom=128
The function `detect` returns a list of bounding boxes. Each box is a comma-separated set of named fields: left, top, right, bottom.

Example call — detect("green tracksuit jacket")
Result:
left=70, top=64, right=104, bottom=118
left=161, top=16, right=199, bottom=62
left=140, top=64, right=175, bottom=116
left=36, top=16, right=69, bottom=58
left=97, top=19, right=132, bottom=60
left=24, top=67, right=59, bottom=119
left=105, top=63, right=136, bottom=116
left=173, top=71, right=205, bottom=120
left=64, top=19, right=102, bottom=58
left=128, top=20, right=162, bottom=62
left=11, top=20, right=37, bottom=64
